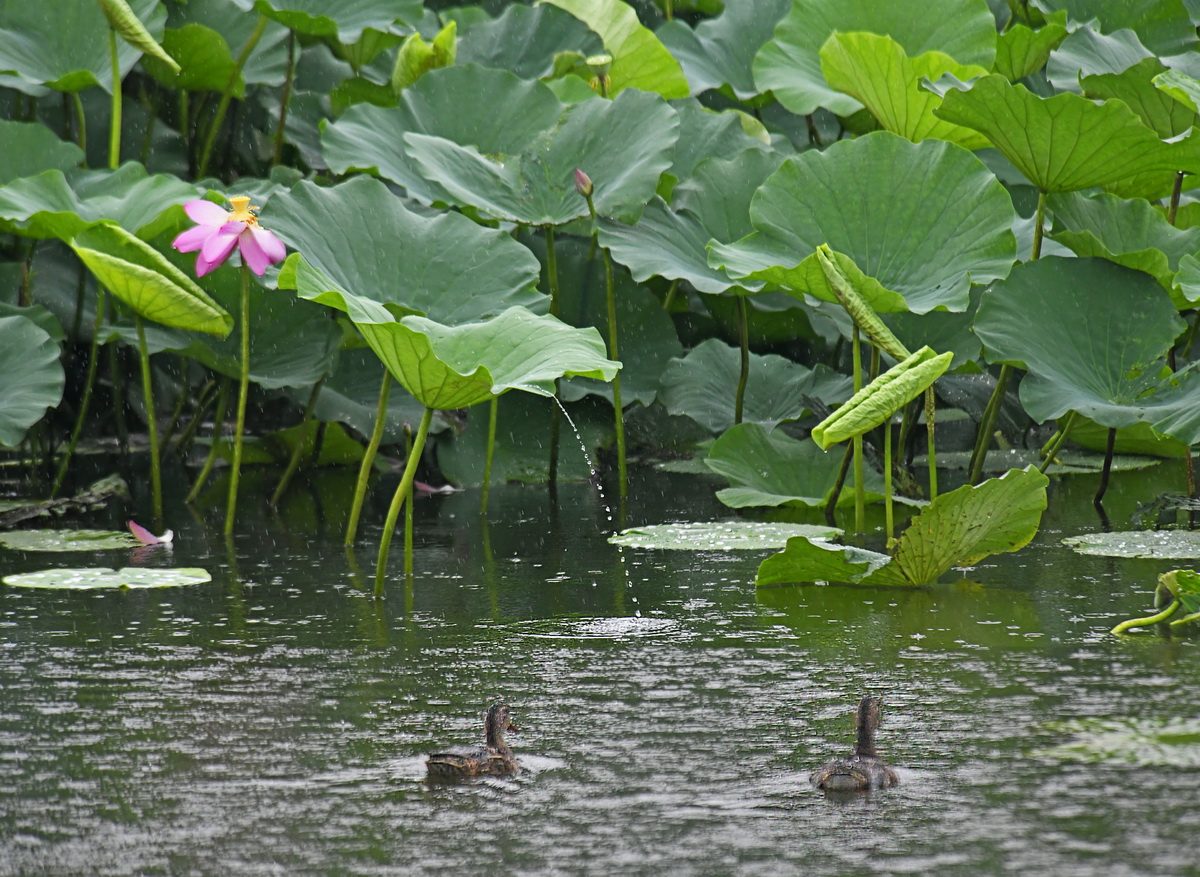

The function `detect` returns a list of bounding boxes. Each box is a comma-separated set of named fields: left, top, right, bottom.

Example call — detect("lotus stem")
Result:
left=1038, top=410, right=1077, bottom=474
left=545, top=224, right=561, bottom=484
left=662, top=278, right=679, bottom=311
left=967, top=363, right=1012, bottom=484
left=271, top=377, right=323, bottom=506
left=272, top=30, right=296, bottom=167
left=602, top=240, right=627, bottom=496
left=345, top=371, right=391, bottom=546
left=71, top=92, right=87, bottom=155
left=404, top=427, right=415, bottom=577
left=852, top=326, right=865, bottom=535
left=108, top=28, right=121, bottom=169
left=375, top=406, right=434, bottom=596
left=1031, top=189, right=1047, bottom=260
left=135, top=316, right=163, bottom=526
left=1111, top=599, right=1180, bottom=635
left=481, top=395, right=497, bottom=514
left=924, top=387, right=938, bottom=500
left=1168, top=171, right=1185, bottom=226
left=224, top=264, right=251, bottom=536
left=170, top=378, right=216, bottom=458
left=187, top=377, right=229, bottom=502
left=197, top=13, right=267, bottom=179
left=1093, top=426, right=1117, bottom=507
left=735, top=295, right=749, bottom=425
left=52, top=290, right=107, bottom=497
left=884, top=412, right=894, bottom=540
left=825, top=443, right=853, bottom=528
left=1170, top=609, right=1200, bottom=628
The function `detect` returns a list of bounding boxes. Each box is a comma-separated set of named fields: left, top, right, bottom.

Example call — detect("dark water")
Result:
left=1, top=462, right=1198, bottom=876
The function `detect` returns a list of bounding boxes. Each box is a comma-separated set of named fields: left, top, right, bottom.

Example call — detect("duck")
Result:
left=425, top=702, right=519, bottom=780
left=811, top=695, right=899, bottom=791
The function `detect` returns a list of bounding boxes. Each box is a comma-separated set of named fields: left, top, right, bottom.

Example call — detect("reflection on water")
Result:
left=1, top=464, right=1199, bottom=875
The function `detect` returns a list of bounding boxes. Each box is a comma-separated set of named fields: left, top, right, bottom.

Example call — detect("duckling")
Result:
left=426, top=703, right=519, bottom=780
left=811, top=696, right=899, bottom=792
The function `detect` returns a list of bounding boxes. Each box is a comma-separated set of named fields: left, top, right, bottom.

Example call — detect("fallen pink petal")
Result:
left=172, top=195, right=286, bottom=277
left=128, top=520, right=174, bottom=545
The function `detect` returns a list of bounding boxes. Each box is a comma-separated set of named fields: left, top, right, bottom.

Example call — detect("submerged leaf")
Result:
left=0, top=529, right=139, bottom=551
left=1063, top=530, right=1200, bottom=559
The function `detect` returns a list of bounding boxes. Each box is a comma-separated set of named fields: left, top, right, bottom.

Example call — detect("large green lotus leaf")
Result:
left=756, top=466, right=1048, bottom=587
left=709, top=132, right=1016, bottom=314
left=1048, top=192, right=1200, bottom=305
left=162, top=0, right=290, bottom=87
left=0, top=0, right=163, bottom=94
left=992, top=14, right=1068, bottom=81
left=357, top=307, right=618, bottom=410
left=756, top=538, right=897, bottom=587
left=973, top=257, right=1185, bottom=427
left=142, top=23, right=242, bottom=94
left=0, top=315, right=64, bottom=447
left=1036, top=0, right=1196, bottom=56
left=1081, top=58, right=1196, bottom=139
left=0, top=163, right=198, bottom=241
left=267, top=177, right=544, bottom=325
left=656, top=0, right=790, bottom=99
left=0, top=122, right=83, bottom=185
left=1063, top=530, right=1200, bottom=559
left=657, top=338, right=852, bottom=434
left=70, top=224, right=232, bottom=337
left=402, top=87, right=677, bottom=225
left=551, top=239, right=683, bottom=406
left=456, top=3, right=600, bottom=79
left=600, top=149, right=783, bottom=295
left=322, top=65, right=574, bottom=204
left=820, top=33, right=990, bottom=150
left=812, top=347, right=953, bottom=449
left=2, top=567, right=211, bottom=589
left=934, top=75, right=1200, bottom=191
left=611, top=521, right=840, bottom=551
left=1154, top=68, right=1200, bottom=114
left=1045, top=26, right=1153, bottom=94
left=751, top=0, right=997, bottom=117
left=540, top=0, right=689, bottom=98
left=705, top=422, right=889, bottom=509
left=665, top=100, right=772, bottom=186
left=231, top=0, right=421, bottom=42
left=0, top=529, right=137, bottom=551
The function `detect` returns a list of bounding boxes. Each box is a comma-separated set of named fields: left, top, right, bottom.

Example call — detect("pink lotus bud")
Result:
left=574, top=168, right=593, bottom=198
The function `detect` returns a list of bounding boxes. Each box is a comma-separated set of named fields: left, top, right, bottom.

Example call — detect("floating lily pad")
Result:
left=610, top=521, right=840, bottom=551
left=923, top=449, right=1161, bottom=473
left=2, top=567, right=211, bottom=589
left=0, top=529, right=140, bottom=551
left=1063, top=530, right=1200, bottom=559
left=1035, top=717, right=1200, bottom=767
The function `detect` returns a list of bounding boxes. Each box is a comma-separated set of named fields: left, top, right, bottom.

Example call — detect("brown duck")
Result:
left=811, top=696, right=899, bottom=792
left=426, top=703, right=519, bottom=780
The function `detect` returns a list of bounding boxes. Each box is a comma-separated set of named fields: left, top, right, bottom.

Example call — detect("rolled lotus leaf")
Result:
left=99, top=0, right=180, bottom=73
left=816, top=245, right=910, bottom=359
left=811, top=346, right=952, bottom=449
left=1159, top=569, right=1200, bottom=615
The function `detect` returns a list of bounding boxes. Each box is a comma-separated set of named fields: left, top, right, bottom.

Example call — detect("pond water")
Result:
left=1, top=461, right=1198, bottom=876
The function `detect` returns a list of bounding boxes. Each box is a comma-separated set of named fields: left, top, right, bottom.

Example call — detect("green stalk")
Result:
left=661, top=278, right=679, bottom=312
left=970, top=190, right=1048, bottom=484
left=481, top=395, right=498, bottom=514
left=186, top=377, right=230, bottom=503
left=545, top=225, right=561, bottom=484
left=272, top=30, right=296, bottom=167
left=1168, top=170, right=1185, bottom=226
left=924, top=387, right=938, bottom=500
left=224, top=265, right=251, bottom=536
left=1038, top=411, right=1077, bottom=475
left=135, top=316, right=162, bottom=525
left=735, top=295, right=749, bottom=425
left=1111, top=599, right=1180, bottom=635
left=375, top=406, right=434, bottom=596
left=404, top=428, right=414, bottom=577
left=1093, top=426, right=1116, bottom=506
left=71, top=92, right=87, bottom=155
left=884, top=412, right=894, bottom=540
left=270, top=377, right=323, bottom=506
left=1169, top=609, right=1200, bottom=628
left=345, top=371, right=391, bottom=546
left=852, top=326, right=865, bottom=535
left=197, top=14, right=267, bottom=178
left=52, top=291, right=106, bottom=497
left=601, top=236, right=627, bottom=496
left=108, top=28, right=121, bottom=169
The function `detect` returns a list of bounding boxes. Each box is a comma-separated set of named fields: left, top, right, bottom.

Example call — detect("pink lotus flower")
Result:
left=172, top=195, right=286, bottom=277
left=128, top=519, right=173, bottom=545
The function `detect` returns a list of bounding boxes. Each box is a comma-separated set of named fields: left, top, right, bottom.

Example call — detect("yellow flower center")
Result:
left=226, top=195, right=259, bottom=225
